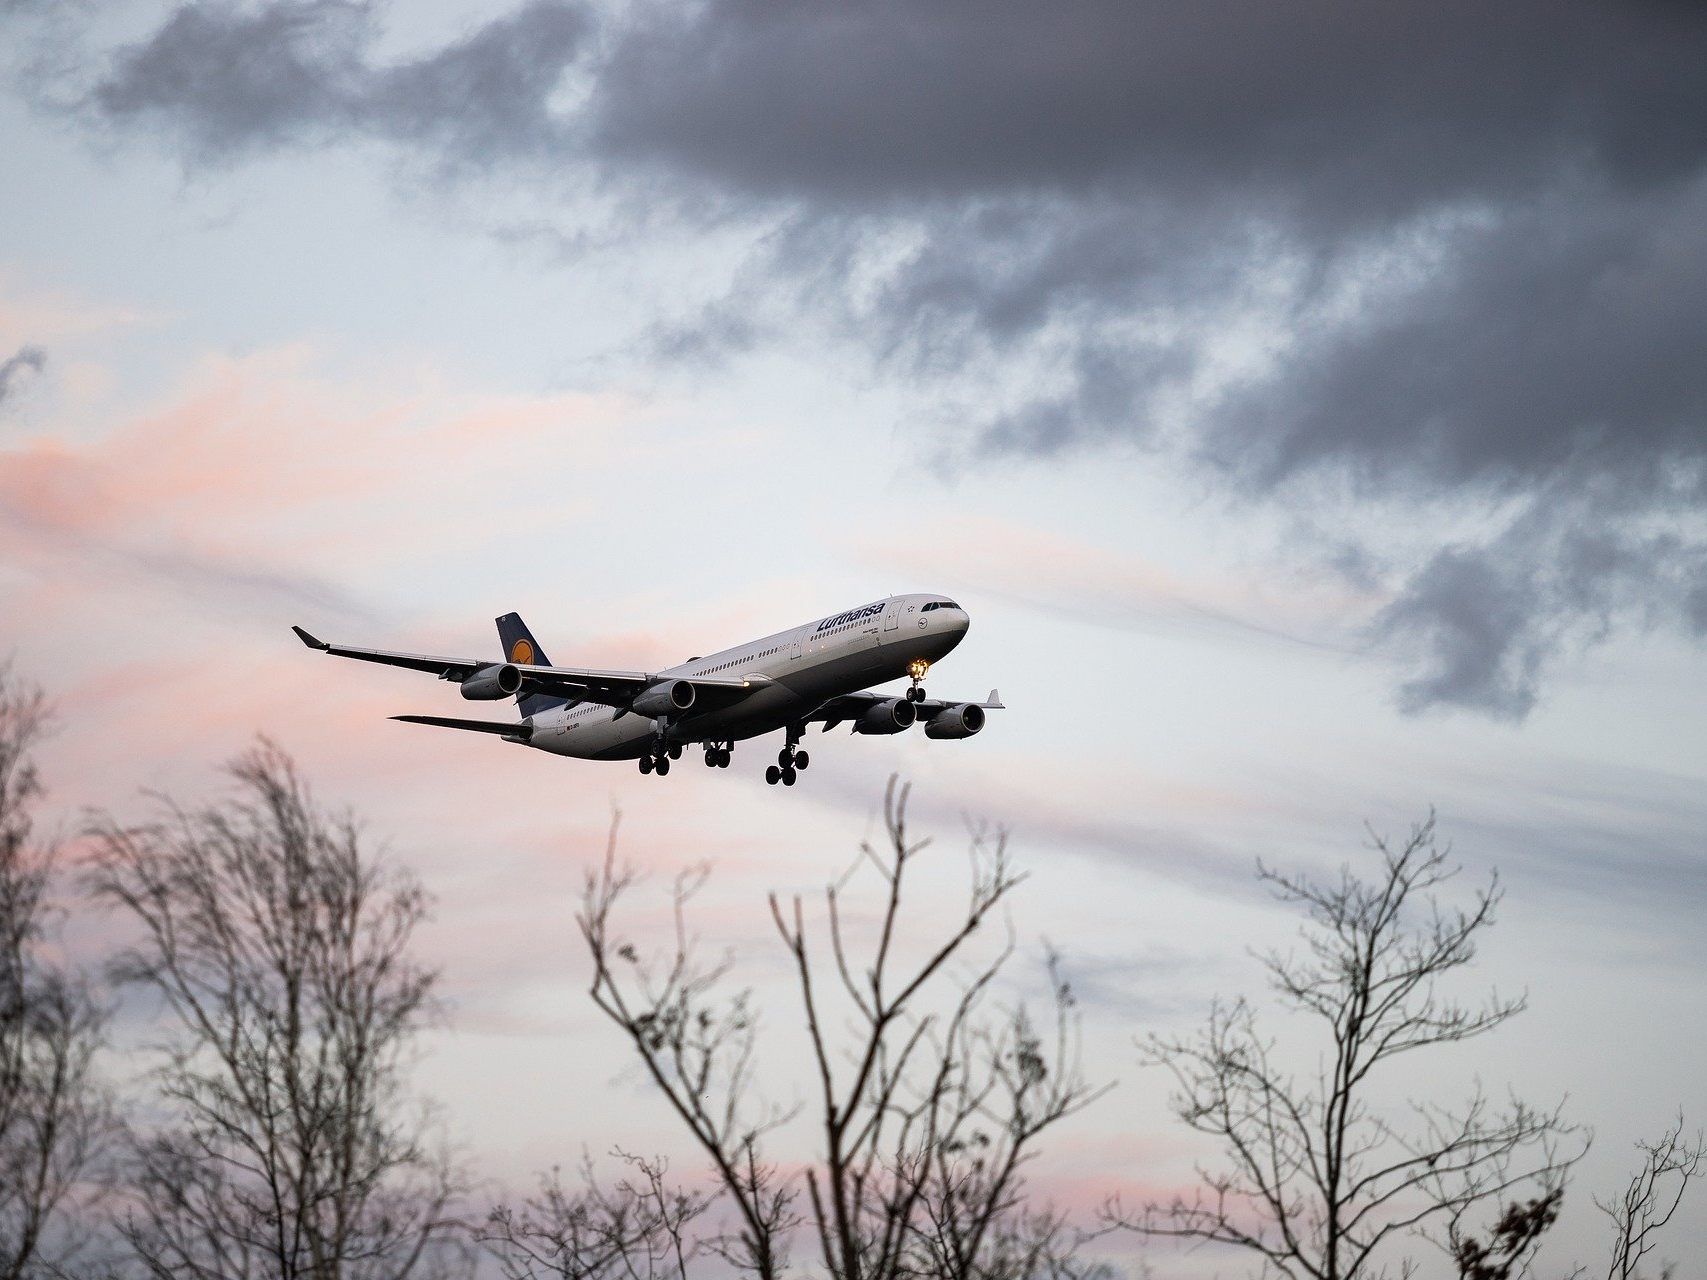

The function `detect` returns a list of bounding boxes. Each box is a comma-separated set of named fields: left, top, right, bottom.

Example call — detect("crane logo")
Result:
left=510, top=639, right=534, bottom=664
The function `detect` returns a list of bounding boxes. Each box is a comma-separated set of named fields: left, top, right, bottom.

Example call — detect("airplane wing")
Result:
left=809, top=687, right=1006, bottom=730
left=292, top=627, right=756, bottom=713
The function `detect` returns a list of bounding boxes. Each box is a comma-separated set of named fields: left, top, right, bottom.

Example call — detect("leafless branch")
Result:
left=1596, top=1112, right=1703, bottom=1280
left=87, top=738, right=468, bottom=1280
left=579, top=815, right=795, bottom=1279
left=480, top=1150, right=713, bottom=1280
left=1108, top=812, right=1582, bottom=1280
left=578, top=778, right=1110, bottom=1280
left=0, top=663, right=110, bottom=1280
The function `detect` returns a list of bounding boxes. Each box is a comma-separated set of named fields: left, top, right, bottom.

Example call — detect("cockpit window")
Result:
left=921, top=600, right=961, bottom=612
left=940, top=600, right=959, bottom=610
left=921, top=602, right=937, bottom=612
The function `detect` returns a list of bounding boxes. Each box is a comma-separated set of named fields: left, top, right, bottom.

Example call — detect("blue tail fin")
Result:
left=495, top=612, right=567, bottom=718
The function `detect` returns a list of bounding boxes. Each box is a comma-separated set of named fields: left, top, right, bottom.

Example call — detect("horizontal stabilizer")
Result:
left=391, top=714, right=533, bottom=742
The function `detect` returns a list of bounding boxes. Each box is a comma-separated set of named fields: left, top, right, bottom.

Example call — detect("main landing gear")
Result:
left=638, top=737, right=684, bottom=777
left=703, top=741, right=734, bottom=768
left=907, top=657, right=931, bottom=703
left=764, top=727, right=810, bottom=787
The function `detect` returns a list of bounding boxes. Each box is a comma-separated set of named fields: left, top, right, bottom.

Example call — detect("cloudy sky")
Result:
left=3, top=1, right=1705, bottom=1273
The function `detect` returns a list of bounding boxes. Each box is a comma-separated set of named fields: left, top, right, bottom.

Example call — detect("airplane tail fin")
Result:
left=495, top=612, right=567, bottom=718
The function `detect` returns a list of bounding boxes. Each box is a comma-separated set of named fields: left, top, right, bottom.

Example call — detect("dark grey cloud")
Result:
left=0, top=345, right=45, bottom=412
left=1201, top=187, right=1707, bottom=494
left=1373, top=472, right=1707, bottom=718
left=89, top=0, right=588, bottom=167
left=592, top=0, right=1705, bottom=214
left=61, top=0, right=1707, bottom=717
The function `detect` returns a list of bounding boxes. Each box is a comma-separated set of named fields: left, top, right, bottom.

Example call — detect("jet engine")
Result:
left=460, top=663, right=523, bottom=700
left=923, top=703, right=986, bottom=739
left=853, top=697, right=917, bottom=734
left=628, top=679, right=696, bottom=718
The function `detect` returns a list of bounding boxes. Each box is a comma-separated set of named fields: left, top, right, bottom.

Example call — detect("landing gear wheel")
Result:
left=719, top=750, right=732, bottom=767
left=765, top=764, right=781, bottom=785
left=655, top=756, right=670, bottom=776
left=778, top=747, right=794, bottom=768
left=668, top=745, right=682, bottom=760
left=704, top=749, right=719, bottom=767
left=908, top=685, right=926, bottom=702
left=793, top=751, right=810, bottom=771
left=781, top=767, right=797, bottom=786
left=638, top=756, right=653, bottom=775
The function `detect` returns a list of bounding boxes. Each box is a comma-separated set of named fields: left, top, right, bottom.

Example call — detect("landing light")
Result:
left=907, top=658, right=930, bottom=682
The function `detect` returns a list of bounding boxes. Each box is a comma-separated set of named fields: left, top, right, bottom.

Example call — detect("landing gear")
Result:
left=907, top=657, right=931, bottom=703
left=639, top=718, right=677, bottom=778
left=640, top=743, right=675, bottom=777
left=704, top=742, right=733, bottom=768
left=767, top=727, right=808, bottom=785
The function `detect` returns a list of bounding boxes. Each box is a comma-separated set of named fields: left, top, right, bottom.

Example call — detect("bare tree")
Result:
left=1594, top=1113, right=1703, bottom=1280
left=1110, top=812, right=1580, bottom=1280
left=571, top=779, right=1108, bottom=1280
left=578, top=846, right=795, bottom=1280
left=0, top=665, right=108, bottom=1280
left=87, top=740, right=467, bottom=1280
left=478, top=1150, right=712, bottom=1280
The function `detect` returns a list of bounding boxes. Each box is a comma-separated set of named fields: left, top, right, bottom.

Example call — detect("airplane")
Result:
left=291, top=593, right=1002, bottom=786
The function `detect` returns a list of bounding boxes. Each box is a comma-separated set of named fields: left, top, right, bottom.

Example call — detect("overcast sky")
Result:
left=3, top=2, right=1705, bottom=1275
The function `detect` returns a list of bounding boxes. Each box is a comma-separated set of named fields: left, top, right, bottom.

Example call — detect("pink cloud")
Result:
left=0, top=274, right=159, bottom=351
left=1, top=346, right=641, bottom=593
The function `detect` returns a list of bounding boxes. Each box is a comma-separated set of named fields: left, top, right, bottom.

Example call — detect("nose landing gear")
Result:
left=704, top=741, right=733, bottom=768
left=907, top=657, right=931, bottom=703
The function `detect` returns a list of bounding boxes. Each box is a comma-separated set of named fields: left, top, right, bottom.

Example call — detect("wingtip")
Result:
left=292, top=625, right=329, bottom=651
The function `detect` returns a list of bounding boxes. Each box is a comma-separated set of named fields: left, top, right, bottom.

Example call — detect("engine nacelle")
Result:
left=853, top=697, right=917, bottom=735
left=923, top=703, right=986, bottom=739
left=628, top=679, right=696, bottom=718
left=460, top=663, right=523, bottom=700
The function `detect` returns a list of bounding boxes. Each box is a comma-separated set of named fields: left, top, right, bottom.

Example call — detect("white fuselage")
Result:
left=528, top=594, right=969, bottom=760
